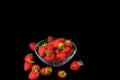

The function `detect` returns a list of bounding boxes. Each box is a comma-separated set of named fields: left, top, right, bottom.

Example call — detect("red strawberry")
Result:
left=62, top=47, right=71, bottom=53
left=70, top=60, right=84, bottom=71
left=47, top=36, right=53, bottom=42
left=29, top=42, right=36, bottom=51
left=24, top=53, right=34, bottom=63
left=55, top=49, right=60, bottom=54
left=28, top=70, right=39, bottom=80
left=45, top=66, right=53, bottom=75
left=57, top=70, right=67, bottom=78
left=53, top=40, right=64, bottom=49
left=40, top=67, right=46, bottom=76
left=32, top=64, right=41, bottom=71
left=47, top=48, right=54, bottom=54
left=58, top=38, right=65, bottom=42
left=44, top=53, right=55, bottom=63
left=56, top=52, right=67, bottom=61
left=47, top=44, right=54, bottom=50
left=24, top=62, right=33, bottom=71
left=38, top=46, right=46, bottom=57
left=69, top=49, right=74, bottom=55
left=40, top=66, right=52, bottom=76
left=64, top=40, right=72, bottom=47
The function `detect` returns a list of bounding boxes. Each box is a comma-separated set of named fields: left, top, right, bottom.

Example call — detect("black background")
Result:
left=12, top=28, right=96, bottom=80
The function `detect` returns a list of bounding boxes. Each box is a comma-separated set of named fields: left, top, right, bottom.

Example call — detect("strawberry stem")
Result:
left=30, top=60, right=34, bottom=63
left=78, top=60, right=84, bottom=66
left=59, top=43, right=64, bottom=50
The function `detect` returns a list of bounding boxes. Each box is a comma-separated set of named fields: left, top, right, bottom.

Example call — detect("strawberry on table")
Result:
left=70, top=60, right=84, bottom=71
left=24, top=53, right=34, bottom=63
left=40, top=66, right=53, bottom=76
left=28, top=70, right=40, bottom=80
left=32, top=64, right=41, bottom=71
left=57, top=70, right=67, bottom=78
left=24, top=62, right=33, bottom=71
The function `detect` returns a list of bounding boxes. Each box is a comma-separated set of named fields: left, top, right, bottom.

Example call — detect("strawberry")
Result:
left=28, top=70, right=39, bottom=80
left=32, top=64, right=41, bottom=71
left=24, top=53, right=34, bottom=63
left=58, top=38, right=65, bottom=42
left=40, top=66, right=52, bottom=76
left=70, top=60, right=84, bottom=71
left=47, top=48, right=54, bottom=54
left=38, top=46, right=46, bottom=57
left=44, top=53, right=55, bottom=63
left=29, top=42, right=36, bottom=51
left=47, top=36, right=53, bottom=42
left=69, top=49, right=74, bottom=55
left=62, top=47, right=71, bottom=53
left=55, top=49, right=60, bottom=54
left=24, top=62, right=33, bottom=71
left=45, top=66, right=53, bottom=75
left=57, top=70, right=67, bottom=78
left=40, top=67, right=46, bottom=76
left=47, top=44, right=54, bottom=50
left=64, top=40, right=72, bottom=47
left=53, top=40, right=64, bottom=49
left=56, top=52, right=67, bottom=61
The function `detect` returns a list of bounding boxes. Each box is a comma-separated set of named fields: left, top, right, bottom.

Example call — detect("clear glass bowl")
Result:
left=34, top=39, right=77, bottom=67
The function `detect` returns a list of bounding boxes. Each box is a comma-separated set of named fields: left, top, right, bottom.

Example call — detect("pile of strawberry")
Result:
left=24, top=53, right=53, bottom=80
left=37, top=36, right=75, bottom=65
left=24, top=36, right=84, bottom=80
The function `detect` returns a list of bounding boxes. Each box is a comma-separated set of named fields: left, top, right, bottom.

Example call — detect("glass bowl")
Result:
left=34, top=39, right=77, bottom=67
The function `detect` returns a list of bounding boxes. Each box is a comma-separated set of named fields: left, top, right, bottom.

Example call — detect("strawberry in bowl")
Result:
left=34, top=36, right=77, bottom=67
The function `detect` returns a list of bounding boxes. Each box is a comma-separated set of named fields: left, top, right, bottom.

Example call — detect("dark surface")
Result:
left=13, top=29, right=96, bottom=80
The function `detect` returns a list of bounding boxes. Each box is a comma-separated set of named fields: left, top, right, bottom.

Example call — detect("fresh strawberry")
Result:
left=44, top=53, right=55, bottom=63
left=28, top=70, right=39, bottom=80
left=57, top=70, right=67, bottom=78
left=32, top=64, right=41, bottom=71
left=47, top=44, right=54, bottom=50
left=62, top=47, right=71, bottom=53
left=29, top=42, right=36, bottom=51
left=53, top=40, right=64, bottom=49
left=55, top=49, right=60, bottom=54
left=69, top=49, right=74, bottom=55
left=64, top=40, right=72, bottom=47
left=70, top=60, right=84, bottom=71
left=40, top=66, right=52, bottom=76
left=45, top=66, right=53, bottom=75
left=40, top=67, right=46, bottom=76
left=58, top=38, right=65, bottom=42
left=24, top=53, right=34, bottom=63
left=56, top=52, right=67, bottom=61
left=47, top=48, right=54, bottom=54
left=24, top=62, right=33, bottom=71
left=47, top=36, right=53, bottom=42
left=38, top=46, right=46, bottom=57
